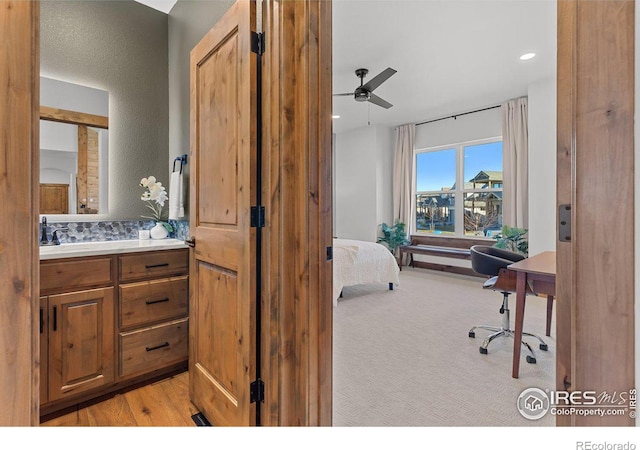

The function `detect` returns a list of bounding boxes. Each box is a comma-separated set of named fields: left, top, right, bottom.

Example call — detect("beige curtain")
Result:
left=393, top=124, right=415, bottom=236
left=502, top=97, right=528, bottom=228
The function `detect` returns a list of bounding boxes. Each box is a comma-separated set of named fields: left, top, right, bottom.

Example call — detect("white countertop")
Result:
left=39, top=239, right=189, bottom=260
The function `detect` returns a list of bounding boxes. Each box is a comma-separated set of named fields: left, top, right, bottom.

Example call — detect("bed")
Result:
left=332, top=238, right=401, bottom=305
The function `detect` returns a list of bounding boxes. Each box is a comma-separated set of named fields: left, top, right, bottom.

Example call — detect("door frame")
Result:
left=556, top=0, right=635, bottom=426
left=260, top=0, right=333, bottom=426
left=0, top=0, right=40, bottom=426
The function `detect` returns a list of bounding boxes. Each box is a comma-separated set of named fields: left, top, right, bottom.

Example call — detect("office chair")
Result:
left=468, top=245, right=548, bottom=364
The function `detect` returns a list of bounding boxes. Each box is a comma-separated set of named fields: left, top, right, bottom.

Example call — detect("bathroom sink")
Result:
left=39, top=238, right=188, bottom=260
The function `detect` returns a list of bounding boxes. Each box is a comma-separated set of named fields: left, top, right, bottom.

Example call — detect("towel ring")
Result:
left=173, top=154, right=188, bottom=174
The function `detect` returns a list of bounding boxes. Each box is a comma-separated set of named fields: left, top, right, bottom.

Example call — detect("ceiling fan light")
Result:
left=354, top=89, right=370, bottom=102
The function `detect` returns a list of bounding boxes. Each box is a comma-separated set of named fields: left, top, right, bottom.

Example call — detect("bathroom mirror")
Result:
left=39, top=76, right=109, bottom=215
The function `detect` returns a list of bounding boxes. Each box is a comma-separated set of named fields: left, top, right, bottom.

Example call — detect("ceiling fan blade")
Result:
left=361, top=67, right=397, bottom=92
left=333, top=93, right=353, bottom=96
left=368, top=93, right=393, bottom=109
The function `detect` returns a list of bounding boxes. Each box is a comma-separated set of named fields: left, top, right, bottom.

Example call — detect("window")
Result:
left=415, top=138, right=503, bottom=238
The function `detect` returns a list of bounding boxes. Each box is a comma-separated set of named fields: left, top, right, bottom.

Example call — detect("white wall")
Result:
left=527, top=77, right=557, bottom=256
left=334, top=125, right=394, bottom=241
left=40, top=121, right=78, bottom=153
left=40, top=76, right=108, bottom=117
left=415, top=106, right=502, bottom=150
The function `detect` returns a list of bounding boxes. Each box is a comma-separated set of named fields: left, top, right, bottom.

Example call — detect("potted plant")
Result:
left=140, top=175, right=174, bottom=239
left=377, top=220, right=410, bottom=262
left=493, top=225, right=528, bottom=256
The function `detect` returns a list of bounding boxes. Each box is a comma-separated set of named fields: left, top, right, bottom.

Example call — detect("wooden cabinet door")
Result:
left=39, top=183, right=69, bottom=214
left=189, top=0, right=257, bottom=426
left=40, top=296, right=48, bottom=405
left=48, top=287, right=114, bottom=402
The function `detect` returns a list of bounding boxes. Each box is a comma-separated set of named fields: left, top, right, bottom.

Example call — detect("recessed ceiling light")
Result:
left=519, top=53, right=536, bottom=61
left=332, top=115, right=341, bottom=119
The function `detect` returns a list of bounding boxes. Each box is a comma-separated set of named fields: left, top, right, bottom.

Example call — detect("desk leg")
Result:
left=546, top=295, right=554, bottom=337
left=512, top=271, right=527, bottom=378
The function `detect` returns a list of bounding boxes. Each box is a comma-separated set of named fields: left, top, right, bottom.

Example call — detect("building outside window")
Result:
left=414, top=137, right=503, bottom=238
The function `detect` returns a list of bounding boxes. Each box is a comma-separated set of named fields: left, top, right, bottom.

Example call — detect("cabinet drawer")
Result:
left=119, top=276, right=188, bottom=329
left=119, top=318, right=188, bottom=378
left=41, top=257, right=113, bottom=292
left=119, top=249, right=188, bottom=282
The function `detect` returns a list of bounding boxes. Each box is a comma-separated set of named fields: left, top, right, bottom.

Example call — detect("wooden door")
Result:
left=47, top=287, right=114, bottom=402
left=557, top=0, right=635, bottom=426
left=39, top=183, right=69, bottom=214
left=189, top=0, right=257, bottom=426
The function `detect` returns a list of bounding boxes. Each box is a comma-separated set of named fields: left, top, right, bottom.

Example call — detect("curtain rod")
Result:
left=413, top=104, right=501, bottom=127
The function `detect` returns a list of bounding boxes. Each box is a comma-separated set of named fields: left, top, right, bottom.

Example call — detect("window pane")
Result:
left=463, top=141, right=503, bottom=188
left=416, top=193, right=455, bottom=235
left=464, top=191, right=502, bottom=237
left=416, top=148, right=456, bottom=192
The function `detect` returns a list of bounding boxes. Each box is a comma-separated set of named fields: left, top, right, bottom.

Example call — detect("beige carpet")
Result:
left=333, top=267, right=556, bottom=427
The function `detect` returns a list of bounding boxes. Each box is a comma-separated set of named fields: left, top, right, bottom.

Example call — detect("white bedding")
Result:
left=333, top=238, right=400, bottom=305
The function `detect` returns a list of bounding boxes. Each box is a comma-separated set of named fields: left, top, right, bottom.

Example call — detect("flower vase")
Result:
left=150, top=222, right=169, bottom=240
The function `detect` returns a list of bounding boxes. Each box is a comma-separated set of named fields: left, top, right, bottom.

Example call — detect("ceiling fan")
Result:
left=333, top=67, right=397, bottom=109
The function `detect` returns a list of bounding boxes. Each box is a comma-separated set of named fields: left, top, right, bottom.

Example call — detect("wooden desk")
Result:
left=508, top=251, right=556, bottom=378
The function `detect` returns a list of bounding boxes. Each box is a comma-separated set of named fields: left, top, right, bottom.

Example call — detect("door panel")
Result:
left=48, top=287, right=114, bottom=401
left=189, top=0, right=256, bottom=426
left=197, top=34, right=239, bottom=226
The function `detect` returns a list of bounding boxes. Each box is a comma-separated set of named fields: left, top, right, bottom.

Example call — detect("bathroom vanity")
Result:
left=39, top=240, right=189, bottom=416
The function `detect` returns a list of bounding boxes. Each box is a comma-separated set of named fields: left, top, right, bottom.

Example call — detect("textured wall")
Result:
left=41, top=0, right=169, bottom=220
left=168, top=0, right=235, bottom=218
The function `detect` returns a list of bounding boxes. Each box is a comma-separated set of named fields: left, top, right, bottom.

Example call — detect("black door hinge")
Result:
left=326, top=246, right=333, bottom=261
left=251, top=32, right=265, bottom=55
left=250, top=379, right=265, bottom=403
left=559, top=204, right=572, bottom=242
left=250, top=206, right=265, bottom=228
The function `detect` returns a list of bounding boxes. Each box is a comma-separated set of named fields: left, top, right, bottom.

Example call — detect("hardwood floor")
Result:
left=40, top=371, right=201, bottom=426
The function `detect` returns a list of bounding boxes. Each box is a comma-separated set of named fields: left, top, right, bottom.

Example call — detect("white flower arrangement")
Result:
left=140, top=176, right=173, bottom=232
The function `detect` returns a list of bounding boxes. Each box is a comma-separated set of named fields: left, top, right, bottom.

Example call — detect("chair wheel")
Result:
left=526, top=355, right=536, bottom=364
left=468, top=331, right=475, bottom=338
left=479, top=347, right=488, bottom=355
left=539, top=344, right=548, bottom=351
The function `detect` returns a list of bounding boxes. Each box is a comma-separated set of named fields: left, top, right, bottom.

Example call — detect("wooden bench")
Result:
left=398, top=235, right=490, bottom=277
